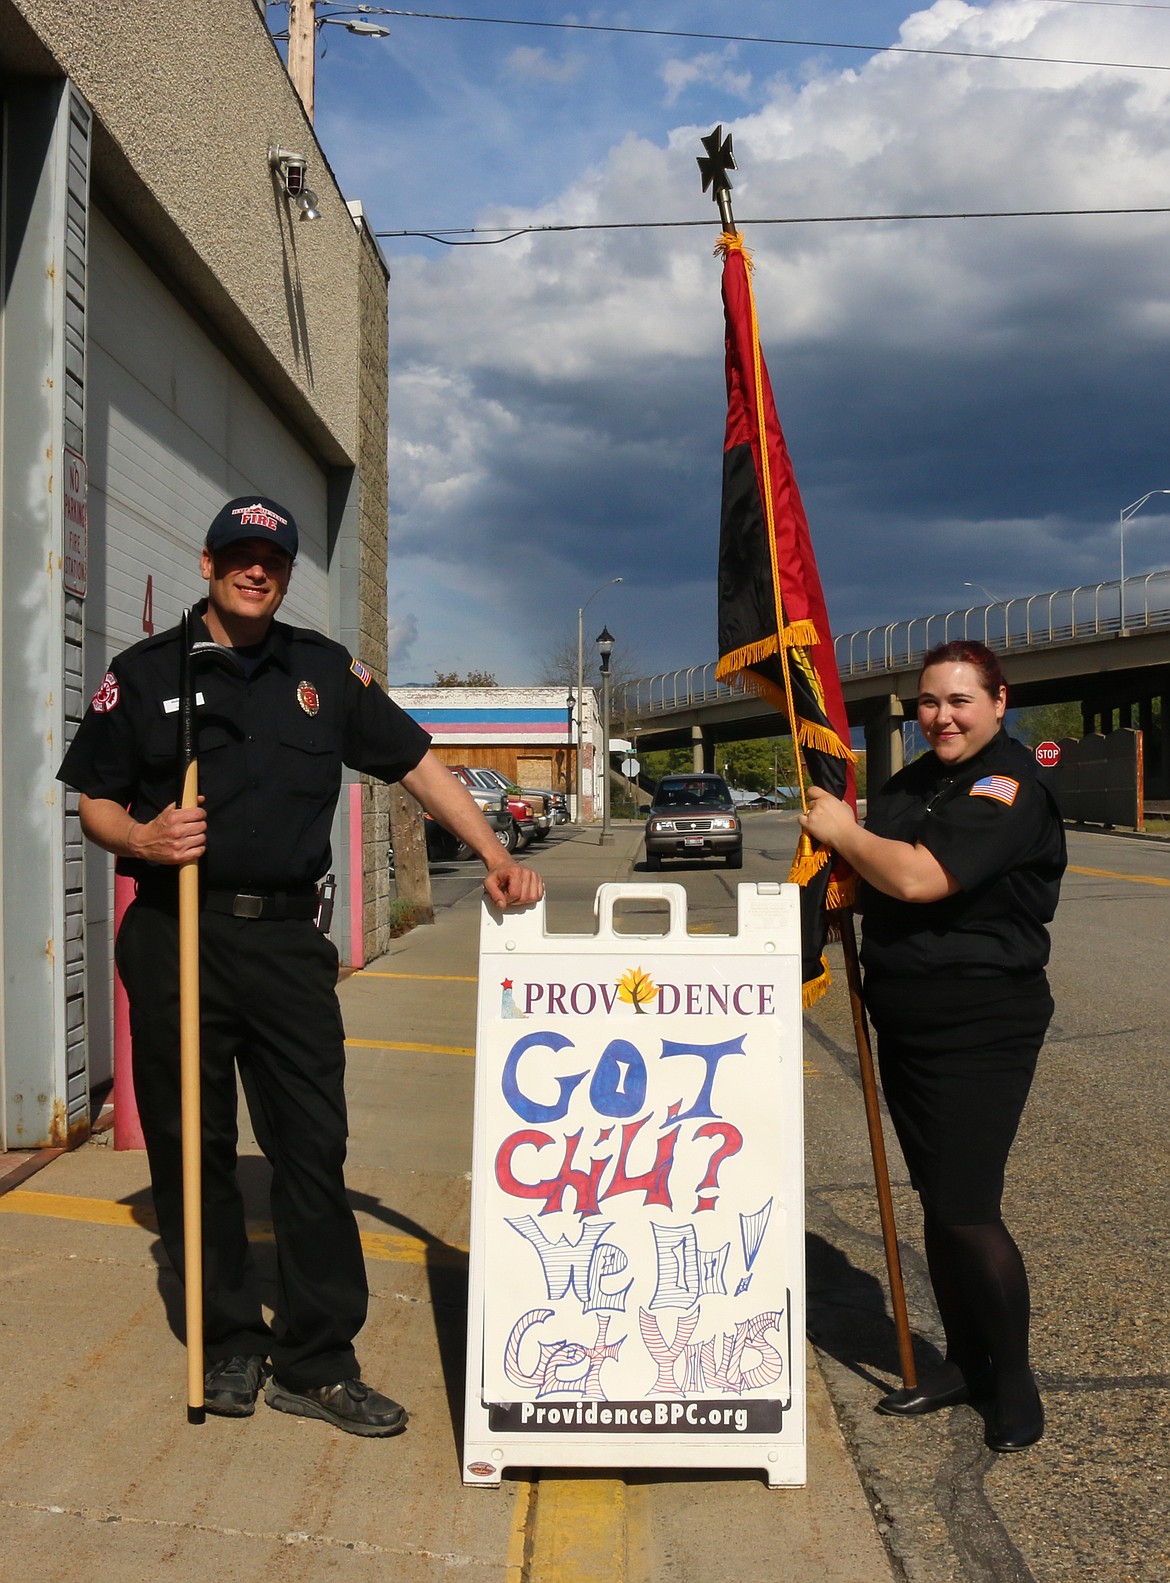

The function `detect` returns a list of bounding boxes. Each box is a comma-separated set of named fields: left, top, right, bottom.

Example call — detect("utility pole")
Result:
left=288, top=0, right=317, bottom=121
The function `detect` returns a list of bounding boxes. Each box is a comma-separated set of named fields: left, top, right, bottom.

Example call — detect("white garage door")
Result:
left=83, top=209, right=333, bottom=1083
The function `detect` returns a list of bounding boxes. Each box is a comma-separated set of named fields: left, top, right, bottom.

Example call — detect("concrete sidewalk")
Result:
left=0, top=827, right=894, bottom=1583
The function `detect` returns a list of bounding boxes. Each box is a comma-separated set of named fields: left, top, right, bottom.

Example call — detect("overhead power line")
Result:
left=353, top=7, right=1170, bottom=74
left=375, top=205, right=1170, bottom=246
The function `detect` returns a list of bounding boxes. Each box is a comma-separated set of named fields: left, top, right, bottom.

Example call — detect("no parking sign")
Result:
left=463, top=882, right=806, bottom=1486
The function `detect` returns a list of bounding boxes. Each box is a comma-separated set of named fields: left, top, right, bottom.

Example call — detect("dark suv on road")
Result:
left=644, top=772, right=743, bottom=869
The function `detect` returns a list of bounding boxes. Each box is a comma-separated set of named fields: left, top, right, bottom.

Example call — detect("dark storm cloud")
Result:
left=375, top=3, right=1170, bottom=681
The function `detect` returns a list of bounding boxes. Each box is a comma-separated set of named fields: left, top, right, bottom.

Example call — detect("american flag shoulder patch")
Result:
left=969, top=775, right=1019, bottom=806
left=350, top=658, right=372, bottom=687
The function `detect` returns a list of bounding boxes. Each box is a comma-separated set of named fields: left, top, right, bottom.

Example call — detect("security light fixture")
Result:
left=269, top=146, right=307, bottom=195
left=269, top=146, right=321, bottom=222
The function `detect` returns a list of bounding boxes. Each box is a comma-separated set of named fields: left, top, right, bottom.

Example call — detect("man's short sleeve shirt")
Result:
left=56, top=609, right=431, bottom=890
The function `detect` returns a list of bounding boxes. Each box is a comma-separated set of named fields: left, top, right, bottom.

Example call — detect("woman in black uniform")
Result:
left=799, top=640, right=1065, bottom=1452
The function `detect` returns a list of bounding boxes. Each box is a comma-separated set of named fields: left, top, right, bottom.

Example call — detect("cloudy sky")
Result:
left=276, top=2, right=1170, bottom=685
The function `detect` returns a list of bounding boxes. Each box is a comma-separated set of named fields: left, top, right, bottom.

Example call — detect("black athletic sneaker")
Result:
left=204, top=1355, right=269, bottom=1417
left=264, top=1376, right=408, bottom=1437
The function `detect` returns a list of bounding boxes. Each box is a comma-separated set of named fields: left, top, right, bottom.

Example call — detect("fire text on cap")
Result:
left=233, top=502, right=288, bottom=533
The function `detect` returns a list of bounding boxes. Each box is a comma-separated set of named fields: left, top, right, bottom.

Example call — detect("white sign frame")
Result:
left=463, top=881, right=806, bottom=1487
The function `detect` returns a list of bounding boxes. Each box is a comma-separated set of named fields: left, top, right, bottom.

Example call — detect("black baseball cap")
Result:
left=206, top=496, right=298, bottom=560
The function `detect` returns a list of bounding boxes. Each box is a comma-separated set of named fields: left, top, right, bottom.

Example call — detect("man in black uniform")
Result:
left=58, top=496, right=542, bottom=1435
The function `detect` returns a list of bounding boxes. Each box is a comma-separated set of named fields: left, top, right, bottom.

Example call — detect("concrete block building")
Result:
left=1, top=0, right=394, bottom=1148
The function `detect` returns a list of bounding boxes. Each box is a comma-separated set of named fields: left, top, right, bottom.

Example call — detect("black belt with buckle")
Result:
left=201, top=888, right=318, bottom=921
left=134, top=878, right=317, bottom=921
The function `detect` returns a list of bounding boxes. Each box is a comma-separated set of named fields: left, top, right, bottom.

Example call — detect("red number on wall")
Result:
left=143, top=575, right=154, bottom=636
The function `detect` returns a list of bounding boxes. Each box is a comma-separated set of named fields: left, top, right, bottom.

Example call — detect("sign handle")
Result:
left=593, top=880, right=688, bottom=936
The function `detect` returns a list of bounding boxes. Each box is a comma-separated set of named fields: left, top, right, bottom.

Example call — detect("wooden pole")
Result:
left=178, top=611, right=205, bottom=1424
left=838, top=912, right=917, bottom=1389
left=287, top=0, right=317, bottom=122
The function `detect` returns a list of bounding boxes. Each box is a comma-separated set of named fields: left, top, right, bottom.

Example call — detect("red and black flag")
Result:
left=714, top=232, right=856, bottom=1003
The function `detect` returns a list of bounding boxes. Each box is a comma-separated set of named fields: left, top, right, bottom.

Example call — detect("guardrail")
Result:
left=614, top=569, right=1170, bottom=720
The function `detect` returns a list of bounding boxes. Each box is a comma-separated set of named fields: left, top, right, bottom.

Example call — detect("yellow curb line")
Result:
left=0, top=1191, right=468, bottom=1266
left=529, top=1477, right=627, bottom=1583
left=504, top=1479, right=534, bottom=1582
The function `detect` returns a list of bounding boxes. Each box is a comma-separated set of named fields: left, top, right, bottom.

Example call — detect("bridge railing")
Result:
left=614, top=569, right=1170, bottom=720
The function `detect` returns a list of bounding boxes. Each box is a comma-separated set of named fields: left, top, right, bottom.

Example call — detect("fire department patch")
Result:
left=92, top=671, right=120, bottom=714
left=297, top=680, right=320, bottom=717
left=350, top=658, right=372, bottom=687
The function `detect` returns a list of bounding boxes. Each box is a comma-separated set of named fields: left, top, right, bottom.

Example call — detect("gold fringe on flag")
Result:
left=715, top=232, right=753, bottom=270
left=716, top=636, right=780, bottom=674
left=796, top=718, right=856, bottom=761
left=789, top=830, right=829, bottom=886
left=802, top=958, right=832, bottom=1007
left=825, top=873, right=858, bottom=911
left=790, top=836, right=860, bottom=899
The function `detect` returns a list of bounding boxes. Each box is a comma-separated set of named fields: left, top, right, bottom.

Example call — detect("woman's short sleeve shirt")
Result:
left=859, top=732, right=1066, bottom=979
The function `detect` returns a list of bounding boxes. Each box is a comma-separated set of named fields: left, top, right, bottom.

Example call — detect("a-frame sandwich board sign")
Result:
left=463, top=881, right=806, bottom=1487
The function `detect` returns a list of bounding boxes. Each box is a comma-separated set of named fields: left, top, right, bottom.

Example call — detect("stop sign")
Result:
left=1035, top=741, right=1061, bottom=768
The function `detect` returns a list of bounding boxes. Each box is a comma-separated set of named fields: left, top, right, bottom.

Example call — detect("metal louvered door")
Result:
left=83, top=208, right=330, bottom=1083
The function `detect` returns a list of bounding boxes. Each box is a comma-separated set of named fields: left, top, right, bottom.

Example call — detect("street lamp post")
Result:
left=576, top=577, right=622, bottom=823
left=1119, top=490, right=1170, bottom=636
left=597, top=627, right=615, bottom=845
left=564, top=691, right=575, bottom=800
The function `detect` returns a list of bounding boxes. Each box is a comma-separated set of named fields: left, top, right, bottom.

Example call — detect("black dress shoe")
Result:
left=986, top=1388, right=1044, bottom=1452
left=204, top=1355, right=269, bottom=1417
left=265, top=1376, right=408, bottom=1437
left=876, top=1367, right=994, bottom=1417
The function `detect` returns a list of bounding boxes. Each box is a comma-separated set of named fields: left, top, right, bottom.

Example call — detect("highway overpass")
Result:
left=614, top=570, right=1170, bottom=793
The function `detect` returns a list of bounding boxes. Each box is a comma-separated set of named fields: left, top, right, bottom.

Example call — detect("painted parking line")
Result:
left=345, top=1038, right=475, bottom=1057
left=1068, top=864, right=1170, bottom=888
left=0, top=1190, right=467, bottom=1266
left=357, top=971, right=478, bottom=983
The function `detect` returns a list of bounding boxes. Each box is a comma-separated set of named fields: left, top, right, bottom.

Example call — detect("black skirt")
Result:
left=863, top=974, right=1054, bottom=1224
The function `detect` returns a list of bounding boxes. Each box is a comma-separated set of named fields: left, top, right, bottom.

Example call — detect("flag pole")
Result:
left=701, top=128, right=916, bottom=1389
left=178, top=608, right=205, bottom=1424
left=838, top=914, right=917, bottom=1388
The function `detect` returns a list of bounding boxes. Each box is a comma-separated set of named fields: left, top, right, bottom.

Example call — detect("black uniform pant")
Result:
left=864, top=973, right=1053, bottom=1224
left=116, top=900, right=368, bottom=1389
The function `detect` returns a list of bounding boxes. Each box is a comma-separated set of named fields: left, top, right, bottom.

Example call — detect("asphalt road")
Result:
left=425, top=813, right=1170, bottom=1583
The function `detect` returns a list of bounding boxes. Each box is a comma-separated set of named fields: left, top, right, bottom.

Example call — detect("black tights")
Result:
left=921, top=1211, right=1036, bottom=1416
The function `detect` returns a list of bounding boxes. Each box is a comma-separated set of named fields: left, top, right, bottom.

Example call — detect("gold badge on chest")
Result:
left=297, top=680, right=320, bottom=717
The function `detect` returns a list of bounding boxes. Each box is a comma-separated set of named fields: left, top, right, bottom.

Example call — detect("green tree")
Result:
left=434, top=670, right=497, bottom=687
left=713, top=737, right=799, bottom=792
left=641, top=736, right=802, bottom=793
left=641, top=747, right=694, bottom=782
left=1011, top=701, right=1083, bottom=746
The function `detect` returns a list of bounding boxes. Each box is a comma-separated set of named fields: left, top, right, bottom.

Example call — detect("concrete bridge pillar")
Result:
left=864, top=694, right=904, bottom=793
left=692, top=725, right=712, bottom=772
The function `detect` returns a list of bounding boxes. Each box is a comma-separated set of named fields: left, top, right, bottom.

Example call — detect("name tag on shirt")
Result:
left=162, top=694, right=206, bottom=714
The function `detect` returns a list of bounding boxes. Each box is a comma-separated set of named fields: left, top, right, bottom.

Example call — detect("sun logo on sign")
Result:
left=617, top=965, right=657, bottom=1014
